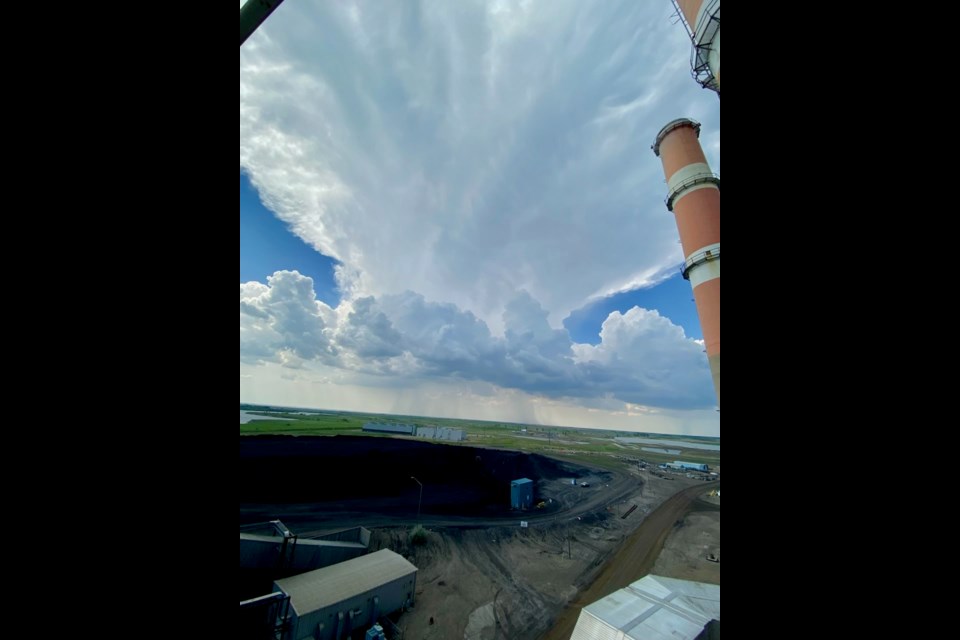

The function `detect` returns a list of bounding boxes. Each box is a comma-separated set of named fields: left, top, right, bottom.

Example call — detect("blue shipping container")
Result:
left=511, top=478, right=534, bottom=510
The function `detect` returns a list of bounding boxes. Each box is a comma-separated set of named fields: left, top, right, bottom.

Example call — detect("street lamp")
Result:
left=410, top=476, right=423, bottom=522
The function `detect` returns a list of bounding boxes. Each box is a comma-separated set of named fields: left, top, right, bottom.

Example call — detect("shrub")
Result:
left=410, top=524, right=428, bottom=546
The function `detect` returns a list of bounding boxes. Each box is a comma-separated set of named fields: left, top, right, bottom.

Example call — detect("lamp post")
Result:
left=410, top=476, right=423, bottom=522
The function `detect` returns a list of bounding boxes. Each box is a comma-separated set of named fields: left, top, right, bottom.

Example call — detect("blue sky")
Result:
left=564, top=276, right=702, bottom=345
left=242, top=170, right=700, bottom=345
left=240, top=0, right=719, bottom=436
left=241, top=172, right=341, bottom=306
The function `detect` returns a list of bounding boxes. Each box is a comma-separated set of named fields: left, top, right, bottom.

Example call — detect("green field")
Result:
left=240, top=405, right=720, bottom=471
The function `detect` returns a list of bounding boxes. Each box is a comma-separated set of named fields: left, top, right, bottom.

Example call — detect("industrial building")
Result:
left=362, top=422, right=416, bottom=435
left=240, top=522, right=372, bottom=573
left=511, top=478, right=534, bottom=510
left=273, top=549, right=418, bottom=640
left=362, top=422, right=466, bottom=441
left=415, top=426, right=466, bottom=442
left=570, top=574, right=720, bottom=640
left=674, top=461, right=709, bottom=472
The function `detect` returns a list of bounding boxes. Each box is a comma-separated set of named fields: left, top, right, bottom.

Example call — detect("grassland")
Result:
left=239, top=405, right=720, bottom=471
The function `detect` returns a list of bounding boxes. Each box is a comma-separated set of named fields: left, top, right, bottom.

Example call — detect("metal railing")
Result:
left=680, top=246, right=720, bottom=281
left=690, top=0, right=721, bottom=94
left=666, top=173, right=720, bottom=211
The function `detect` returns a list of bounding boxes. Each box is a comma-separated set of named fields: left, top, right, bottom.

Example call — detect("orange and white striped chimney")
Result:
left=673, top=0, right=720, bottom=94
left=653, top=118, right=720, bottom=406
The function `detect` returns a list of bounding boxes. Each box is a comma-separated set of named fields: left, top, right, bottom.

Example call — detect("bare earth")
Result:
left=652, top=493, right=720, bottom=585
left=539, top=482, right=718, bottom=640
left=377, top=471, right=717, bottom=640
left=239, top=437, right=720, bottom=640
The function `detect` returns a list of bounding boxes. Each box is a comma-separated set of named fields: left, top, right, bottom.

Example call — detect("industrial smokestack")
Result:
left=652, top=119, right=720, bottom=406
left=672, top=0, right=720, bottom=93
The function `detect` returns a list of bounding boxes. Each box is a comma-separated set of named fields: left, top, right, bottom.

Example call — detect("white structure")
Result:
left=362, top=422, right=465, bottom=441
left=416, top=426, right=466, bottom=442
left=570, top=575, right=720, bottom=640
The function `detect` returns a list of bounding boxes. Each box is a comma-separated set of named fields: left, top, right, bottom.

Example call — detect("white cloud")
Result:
left=240, top=2, right=720, bottom=432
left=240, top=271, right=336, bottom=365
left=240, top=0, right=719, bottom=331
left=572, top=307, right=714, bottom=408
left=240, top=272, right=713, bottom=410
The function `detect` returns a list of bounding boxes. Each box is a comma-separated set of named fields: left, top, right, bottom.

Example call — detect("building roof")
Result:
left=512, top=478, right=533, bottom=485
left=274, top=549, right=417, bottom=616
left=572, top=575, right=720, bottom=640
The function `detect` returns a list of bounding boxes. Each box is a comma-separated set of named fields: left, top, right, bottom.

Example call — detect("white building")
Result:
left=570, top=575, right=720, bottom=640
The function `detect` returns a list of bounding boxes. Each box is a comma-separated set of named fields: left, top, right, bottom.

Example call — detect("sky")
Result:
left=240, top=0, right=720, bottom=437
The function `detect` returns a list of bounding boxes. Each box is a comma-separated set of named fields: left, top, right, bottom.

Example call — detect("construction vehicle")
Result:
left=535, top=501, right=547, bottom=509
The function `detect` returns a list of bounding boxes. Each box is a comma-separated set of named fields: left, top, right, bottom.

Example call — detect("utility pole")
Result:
left=411, top=477, right=423, bottom=522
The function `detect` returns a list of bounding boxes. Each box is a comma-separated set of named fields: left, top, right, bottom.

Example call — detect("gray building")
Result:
left=362, top=422, right=415, bottom=435
left=273, top=549, right=418, bottom=640
left=240, top=523, right=371, bottom=573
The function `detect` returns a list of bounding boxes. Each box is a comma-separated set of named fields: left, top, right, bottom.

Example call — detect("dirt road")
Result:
left=539, top=482, right=718, bottom=640
left=284, top=472, right=638, bottom=534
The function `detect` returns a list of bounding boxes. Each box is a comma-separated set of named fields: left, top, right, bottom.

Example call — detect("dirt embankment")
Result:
left=375, top=474, right=710, bottom=640
left=539, top=482, right=719, bottom=640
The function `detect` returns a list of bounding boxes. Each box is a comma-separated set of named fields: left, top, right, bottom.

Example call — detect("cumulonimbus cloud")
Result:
left=241, top=271, right=715, bottom=409
left=240, top=0, right=719, bottom=331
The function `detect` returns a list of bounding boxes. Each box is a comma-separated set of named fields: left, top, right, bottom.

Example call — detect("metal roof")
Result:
left=512, top=478, right=533, bottom=485
left=241, top=533, right=366, bottom=551
left=275, top=549, right=417, bottom=616
left=572, top=575, right=720, bottom=640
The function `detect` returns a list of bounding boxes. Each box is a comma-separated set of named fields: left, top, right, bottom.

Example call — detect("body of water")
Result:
left=641, top=447, right=682, bottom=454
left=615, top=437, right=720, bottom=451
